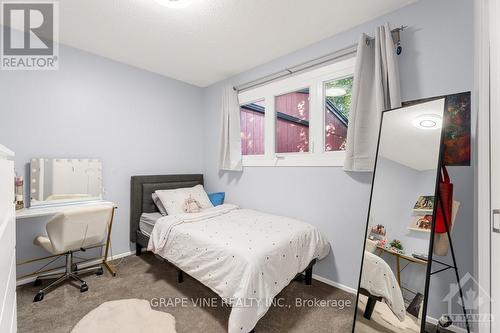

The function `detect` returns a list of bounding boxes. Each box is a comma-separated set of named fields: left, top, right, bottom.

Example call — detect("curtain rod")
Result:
left=234, top=25, right=407, bottom=93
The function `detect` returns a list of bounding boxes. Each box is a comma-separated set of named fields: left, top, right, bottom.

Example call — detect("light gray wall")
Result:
left=0, top=41, right=205, bottom=277
left=370, top=157, right=437, bottom=303
left=202, top=0, right=474, bottom=319
left=371, top=157, right=436, bottom=256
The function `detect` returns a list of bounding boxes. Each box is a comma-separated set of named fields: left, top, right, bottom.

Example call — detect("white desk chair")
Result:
left=32, top=204, right=114, bottom=302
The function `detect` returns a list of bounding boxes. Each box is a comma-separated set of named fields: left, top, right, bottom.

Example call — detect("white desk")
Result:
left=16, top=201, right=115, bottom=219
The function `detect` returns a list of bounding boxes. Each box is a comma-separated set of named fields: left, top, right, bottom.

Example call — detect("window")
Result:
left=324, top=77, right=353, bottom=151
left=276, top=88, right=310, bottom=153
left=238, top=57, right=355, bottom=167
left=240, top=100, right=265, bottom=155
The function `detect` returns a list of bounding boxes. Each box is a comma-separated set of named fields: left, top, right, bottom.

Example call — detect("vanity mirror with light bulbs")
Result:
left=29, top=158, right=103, bottom=207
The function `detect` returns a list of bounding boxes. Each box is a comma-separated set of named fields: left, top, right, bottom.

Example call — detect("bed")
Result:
left=130, top=174, right=330, bottom=333
left=359, top=251, right=406, bottom=322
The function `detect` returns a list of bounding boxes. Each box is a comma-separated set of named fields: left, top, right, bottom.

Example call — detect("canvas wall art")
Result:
left=402, top=92, right=471, bottom=166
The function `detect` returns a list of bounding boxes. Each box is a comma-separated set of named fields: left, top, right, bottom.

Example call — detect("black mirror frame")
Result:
left=351, top=95, right=448, bottom=333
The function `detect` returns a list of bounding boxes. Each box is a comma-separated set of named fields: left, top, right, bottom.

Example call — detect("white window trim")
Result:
left=239, top=56, right=355, bottom=167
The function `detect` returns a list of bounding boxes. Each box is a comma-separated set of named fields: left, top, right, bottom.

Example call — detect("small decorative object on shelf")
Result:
left=413, top=195, right=434, bottom=214
left=15, top=176, right=24, bottom=210
left=378, top=238, right=387, bottom=248
left=409, top=215, right=433, bottom=232
left=389, top=239, right=404, bottom=253
left=368, top=224, right=386, bottom=241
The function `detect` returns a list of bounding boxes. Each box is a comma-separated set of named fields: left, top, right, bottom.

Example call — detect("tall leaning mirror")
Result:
left=352, top=98, right=446, bottom=333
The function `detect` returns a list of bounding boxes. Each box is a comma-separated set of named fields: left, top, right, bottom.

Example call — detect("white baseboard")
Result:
left=311, top=273, right=357, bottom=294
left=16, top=250, right=135, bottom=287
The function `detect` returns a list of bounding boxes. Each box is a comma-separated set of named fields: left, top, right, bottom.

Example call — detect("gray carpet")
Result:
left=17, top=253, right=356, bottom=333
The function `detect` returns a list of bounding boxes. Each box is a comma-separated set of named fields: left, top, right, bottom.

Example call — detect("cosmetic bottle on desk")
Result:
left=15, top=176, right=24, bottom=210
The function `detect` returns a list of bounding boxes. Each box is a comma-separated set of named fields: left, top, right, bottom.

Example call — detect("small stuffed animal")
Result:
left=183, top=195, right=202, bottom=213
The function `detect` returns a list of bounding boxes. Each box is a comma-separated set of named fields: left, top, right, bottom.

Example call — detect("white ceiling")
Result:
left=54, top=0, right=415, bottom=87
left=379, top=99, right=445, bottom=171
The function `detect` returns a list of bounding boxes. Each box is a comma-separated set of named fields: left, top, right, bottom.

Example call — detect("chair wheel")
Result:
left=34, top=292, right=44, bottom=302
left=80, top=283, right=88, bottom=293
left=96, top=267, right=104, bottom=276
left=33, top=278, right=42, bottom=287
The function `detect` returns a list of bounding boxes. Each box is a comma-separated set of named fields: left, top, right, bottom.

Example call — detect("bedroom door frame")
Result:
left=476, top=0, right=492, bottom=332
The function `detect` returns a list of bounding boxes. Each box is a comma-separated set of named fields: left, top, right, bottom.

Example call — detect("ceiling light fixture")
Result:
left=412, top=114, right=442, bottom=130
left=155, top=0, right=191, bottom=9
left=326, top=87, right=347, bottom=97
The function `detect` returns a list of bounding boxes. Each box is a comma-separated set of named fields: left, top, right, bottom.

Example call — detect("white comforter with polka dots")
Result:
left=148, top=204, right=330, bottom=333
left=361, top=252, right=406, bottom=322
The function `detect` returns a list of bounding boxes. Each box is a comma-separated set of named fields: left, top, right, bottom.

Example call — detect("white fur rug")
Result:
left=71, top=299, right=176, bottom=333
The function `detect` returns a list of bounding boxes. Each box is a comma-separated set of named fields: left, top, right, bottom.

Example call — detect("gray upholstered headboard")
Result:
left=130, top=174, right=204, bottom=242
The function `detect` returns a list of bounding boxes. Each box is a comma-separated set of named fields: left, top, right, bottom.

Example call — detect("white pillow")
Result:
left=155, top=184, right=213, bottom=215
left=151, top=193, right=168, bottom=216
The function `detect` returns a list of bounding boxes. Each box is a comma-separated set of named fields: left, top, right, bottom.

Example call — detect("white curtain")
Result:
left=219, top=85, right=243, bottom=171
left=344, top=23, right=401, bottom=172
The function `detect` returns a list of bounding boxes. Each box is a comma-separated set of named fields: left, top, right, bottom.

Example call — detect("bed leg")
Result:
left=135, top=243, right=142, bottom=256
left=177, top=270, right=184, bottom=283
left=364, top=296, right=377, bottom=320
left=304, top=259, right=316, bottom=286
left=305, top=266, right=313, bottom=286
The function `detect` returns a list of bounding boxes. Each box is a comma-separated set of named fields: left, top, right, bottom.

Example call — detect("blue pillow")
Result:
left=208, top=192, right=225, bottom=206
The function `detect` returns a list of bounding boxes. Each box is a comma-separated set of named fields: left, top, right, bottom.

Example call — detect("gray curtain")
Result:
left=219, top=85, right=243, bottom=171
left=344, top=23, right=401, bottom=172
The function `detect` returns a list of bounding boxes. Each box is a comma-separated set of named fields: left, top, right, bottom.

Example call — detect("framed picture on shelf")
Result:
left=414, top=195, right=434, bottom=213
left=409, top=215, right=433, bottom=232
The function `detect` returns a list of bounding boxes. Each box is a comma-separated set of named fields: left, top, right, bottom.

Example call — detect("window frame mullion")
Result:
left=238, top=56, right=356, bottom=167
